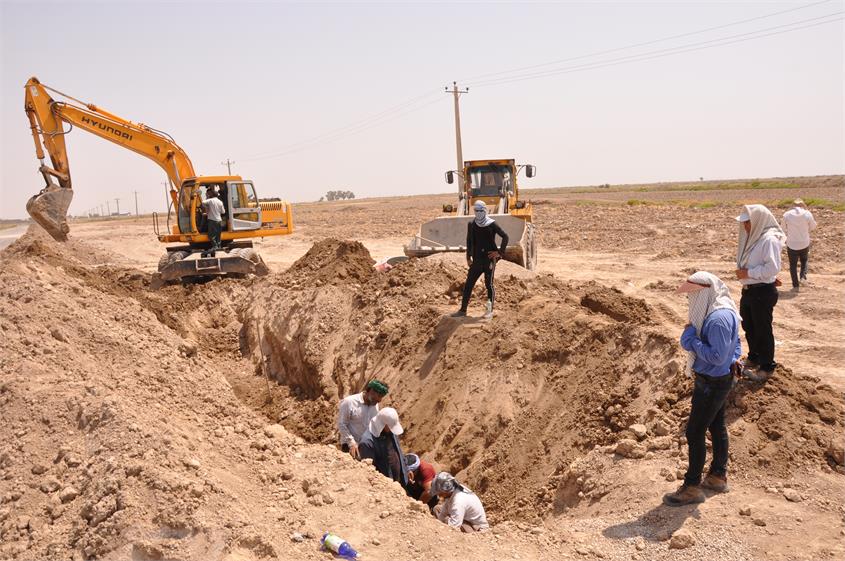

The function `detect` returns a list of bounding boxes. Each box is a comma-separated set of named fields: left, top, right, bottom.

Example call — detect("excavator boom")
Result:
left=24, top=76, right=195, bottom=240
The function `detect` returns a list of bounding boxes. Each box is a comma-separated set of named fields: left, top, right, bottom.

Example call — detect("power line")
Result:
left=467, top=11, right=844, bottom=89
left=460, top=0, right=836, bottom=85
left=239, top=95, right=446, bottom=162
left=238, top=89, right=443, bottom=162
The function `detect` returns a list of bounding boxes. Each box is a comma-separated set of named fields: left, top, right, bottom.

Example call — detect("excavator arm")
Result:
left=24, top=76, right=195, bottom=240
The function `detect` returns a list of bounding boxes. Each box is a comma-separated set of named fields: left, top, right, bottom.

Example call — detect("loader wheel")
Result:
left=526, top=224, right=538, bottom=271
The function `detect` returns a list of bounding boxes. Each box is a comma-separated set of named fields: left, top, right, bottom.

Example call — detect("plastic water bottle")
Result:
left=321, top=532, right=358, bottom=559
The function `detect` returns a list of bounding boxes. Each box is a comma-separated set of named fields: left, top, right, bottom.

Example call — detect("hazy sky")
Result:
left=1, top=1, right=842, bottom=218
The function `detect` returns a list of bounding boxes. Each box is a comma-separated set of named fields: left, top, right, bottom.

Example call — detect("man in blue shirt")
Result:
left=664, top=272, right=742, bottom=507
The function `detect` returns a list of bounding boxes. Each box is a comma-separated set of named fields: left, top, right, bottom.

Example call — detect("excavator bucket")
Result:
left=26, top=183, right=73, bottom=242
left=404, top=214, right=538, bottom=271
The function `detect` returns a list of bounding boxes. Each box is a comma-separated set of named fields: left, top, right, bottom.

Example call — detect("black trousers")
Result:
left=787, top=246, right=809, bottom=288
left=208, top=219, right=223, bottom=251
left=460, top=257, right=495, bottom=311
left=739, top=283, right=778, bottom=371
left=684, top=373, right=733, bottom=486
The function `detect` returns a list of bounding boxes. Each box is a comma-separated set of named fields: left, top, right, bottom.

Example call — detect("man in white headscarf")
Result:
left=430, top=472, right=489, bottom=532
left=735, top=204, right=785, bottom=379
left=451, top=201, right=509, bottom=319
left=664, top=271, right=741, bottom=507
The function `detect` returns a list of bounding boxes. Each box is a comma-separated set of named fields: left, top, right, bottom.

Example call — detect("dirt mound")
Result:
left=285, top=238, right=375, bottom=286
left=1, top=232, right=551, bottom=561
left=2, top=225, right=843, bottom=561
left=238, top=240, right=844, bottom=524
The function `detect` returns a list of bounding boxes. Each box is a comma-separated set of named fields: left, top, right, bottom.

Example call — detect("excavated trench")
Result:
left=5, top=231, right=843, bottom=525
left=223, top=240, right=844, bottom=521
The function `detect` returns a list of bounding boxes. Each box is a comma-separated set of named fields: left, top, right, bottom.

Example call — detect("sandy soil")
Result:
left=1, top=175, right=843, bottom=561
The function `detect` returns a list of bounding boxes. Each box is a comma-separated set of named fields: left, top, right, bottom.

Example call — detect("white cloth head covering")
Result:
left=474, top=201, right=494, bottom=227
left=430, top=472, right=469, bottom=495
left=682, top=271, right=739, bottom=377
left=736, top=204, right=786, bottom=269
left=368, top=407, right=404, bottom=435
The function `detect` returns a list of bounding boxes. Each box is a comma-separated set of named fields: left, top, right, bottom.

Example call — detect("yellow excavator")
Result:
left=404, top=158, right=538, bottom=270
left=23, top=76, right=293, bottom=281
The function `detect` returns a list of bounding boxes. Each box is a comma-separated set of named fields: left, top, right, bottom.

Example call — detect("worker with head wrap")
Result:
left=337, top=379, right=388, bottom=459
left=404, top=453, right=438, bottom=510
left=451, top=201, right=509, bottom=319
left=735, top=204, right=786, bottom=380
left=664, top=272, right=742, bottom=507
left=430, top=472, right=489, bottom=532
left=358, top=407, right=409, bottom=489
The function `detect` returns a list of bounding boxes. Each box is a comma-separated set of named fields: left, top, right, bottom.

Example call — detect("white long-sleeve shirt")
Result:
left=337, top=393, right=378, bottom=446
left=741, top=232, right=783, bottom=286
left=782, top=207, right=817, bottom=251
left=438, top=490, right=489, bottom=530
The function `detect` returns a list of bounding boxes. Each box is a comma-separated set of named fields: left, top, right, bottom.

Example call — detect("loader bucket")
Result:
left=26, top=183, right=73, bottom=242
left=404, top=214, right=538, bottom=271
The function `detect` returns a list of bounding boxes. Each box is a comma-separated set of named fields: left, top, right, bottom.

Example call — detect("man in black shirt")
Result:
left=452, top=201, right=509, bottom=319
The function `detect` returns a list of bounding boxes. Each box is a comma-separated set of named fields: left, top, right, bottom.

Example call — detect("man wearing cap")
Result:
left=405, top=453, right=438, bottom=510
left=430, top=472, right=489, bottom=532
left=337, top=380, right=388, bottom=459
left=358, top=407, right=409, bottom=488
left=782, top=199, right=817, bottom=291
left=664, top=272, right=742, bottom=506
left=451, top=201, right=509, bottom=320
left=735, top=204, right=786, bottom=379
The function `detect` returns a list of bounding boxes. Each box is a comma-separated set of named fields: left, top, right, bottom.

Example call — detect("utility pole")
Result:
left=106, top=200, right=111, bottom=216
left=114, top=198, right=121, bottom=216
left=446, top=81, right=469, bottom=194
left=133, top=190, right=140, bottom=216
left=221, top=158, right=235, bottom=175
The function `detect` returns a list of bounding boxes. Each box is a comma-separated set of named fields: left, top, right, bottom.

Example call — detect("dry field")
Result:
left=0, top=175, right=843, bottom=561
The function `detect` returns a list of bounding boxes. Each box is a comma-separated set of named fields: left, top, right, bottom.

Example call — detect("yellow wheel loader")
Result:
left=23, top=77, right=293, bottom=282
left=404, top=159, right=538, bottom=270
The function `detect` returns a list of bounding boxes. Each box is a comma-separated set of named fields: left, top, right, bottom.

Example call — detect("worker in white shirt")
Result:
left=430, top=472, right=489, bottom=532
left=782, top=199, right=817, bottom=291
left=201, top=186, right=226, bottom=257
left=735, top=204, right=786, bottom=380
left=337, top=379, right=388, bottom=459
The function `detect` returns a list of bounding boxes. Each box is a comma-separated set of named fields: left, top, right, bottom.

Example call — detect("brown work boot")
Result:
left=662, top=484, right=705, bottom=507
left=701, top=473, right=729, bottom=492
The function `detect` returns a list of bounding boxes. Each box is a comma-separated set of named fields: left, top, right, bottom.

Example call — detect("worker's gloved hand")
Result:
left=466, top=257, right=472, bottom=267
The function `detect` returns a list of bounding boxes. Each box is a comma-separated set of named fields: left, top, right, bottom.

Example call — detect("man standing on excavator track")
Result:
left=202, top=186, right=226, bottom=257
left=452, top=201, right=509, bottom=320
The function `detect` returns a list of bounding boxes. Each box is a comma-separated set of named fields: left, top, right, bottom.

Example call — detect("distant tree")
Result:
left=324, top=190, right=356, bottom=201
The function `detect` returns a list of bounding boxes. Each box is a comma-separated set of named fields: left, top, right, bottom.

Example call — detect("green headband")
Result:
left=366, top=380, right=389, bottom=396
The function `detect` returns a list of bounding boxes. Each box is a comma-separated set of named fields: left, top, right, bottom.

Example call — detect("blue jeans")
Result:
left=684, top=373, right=733, bottom=486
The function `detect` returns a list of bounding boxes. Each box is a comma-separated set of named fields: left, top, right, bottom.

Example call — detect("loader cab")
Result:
left=467, top=164, right=514, bottom=198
